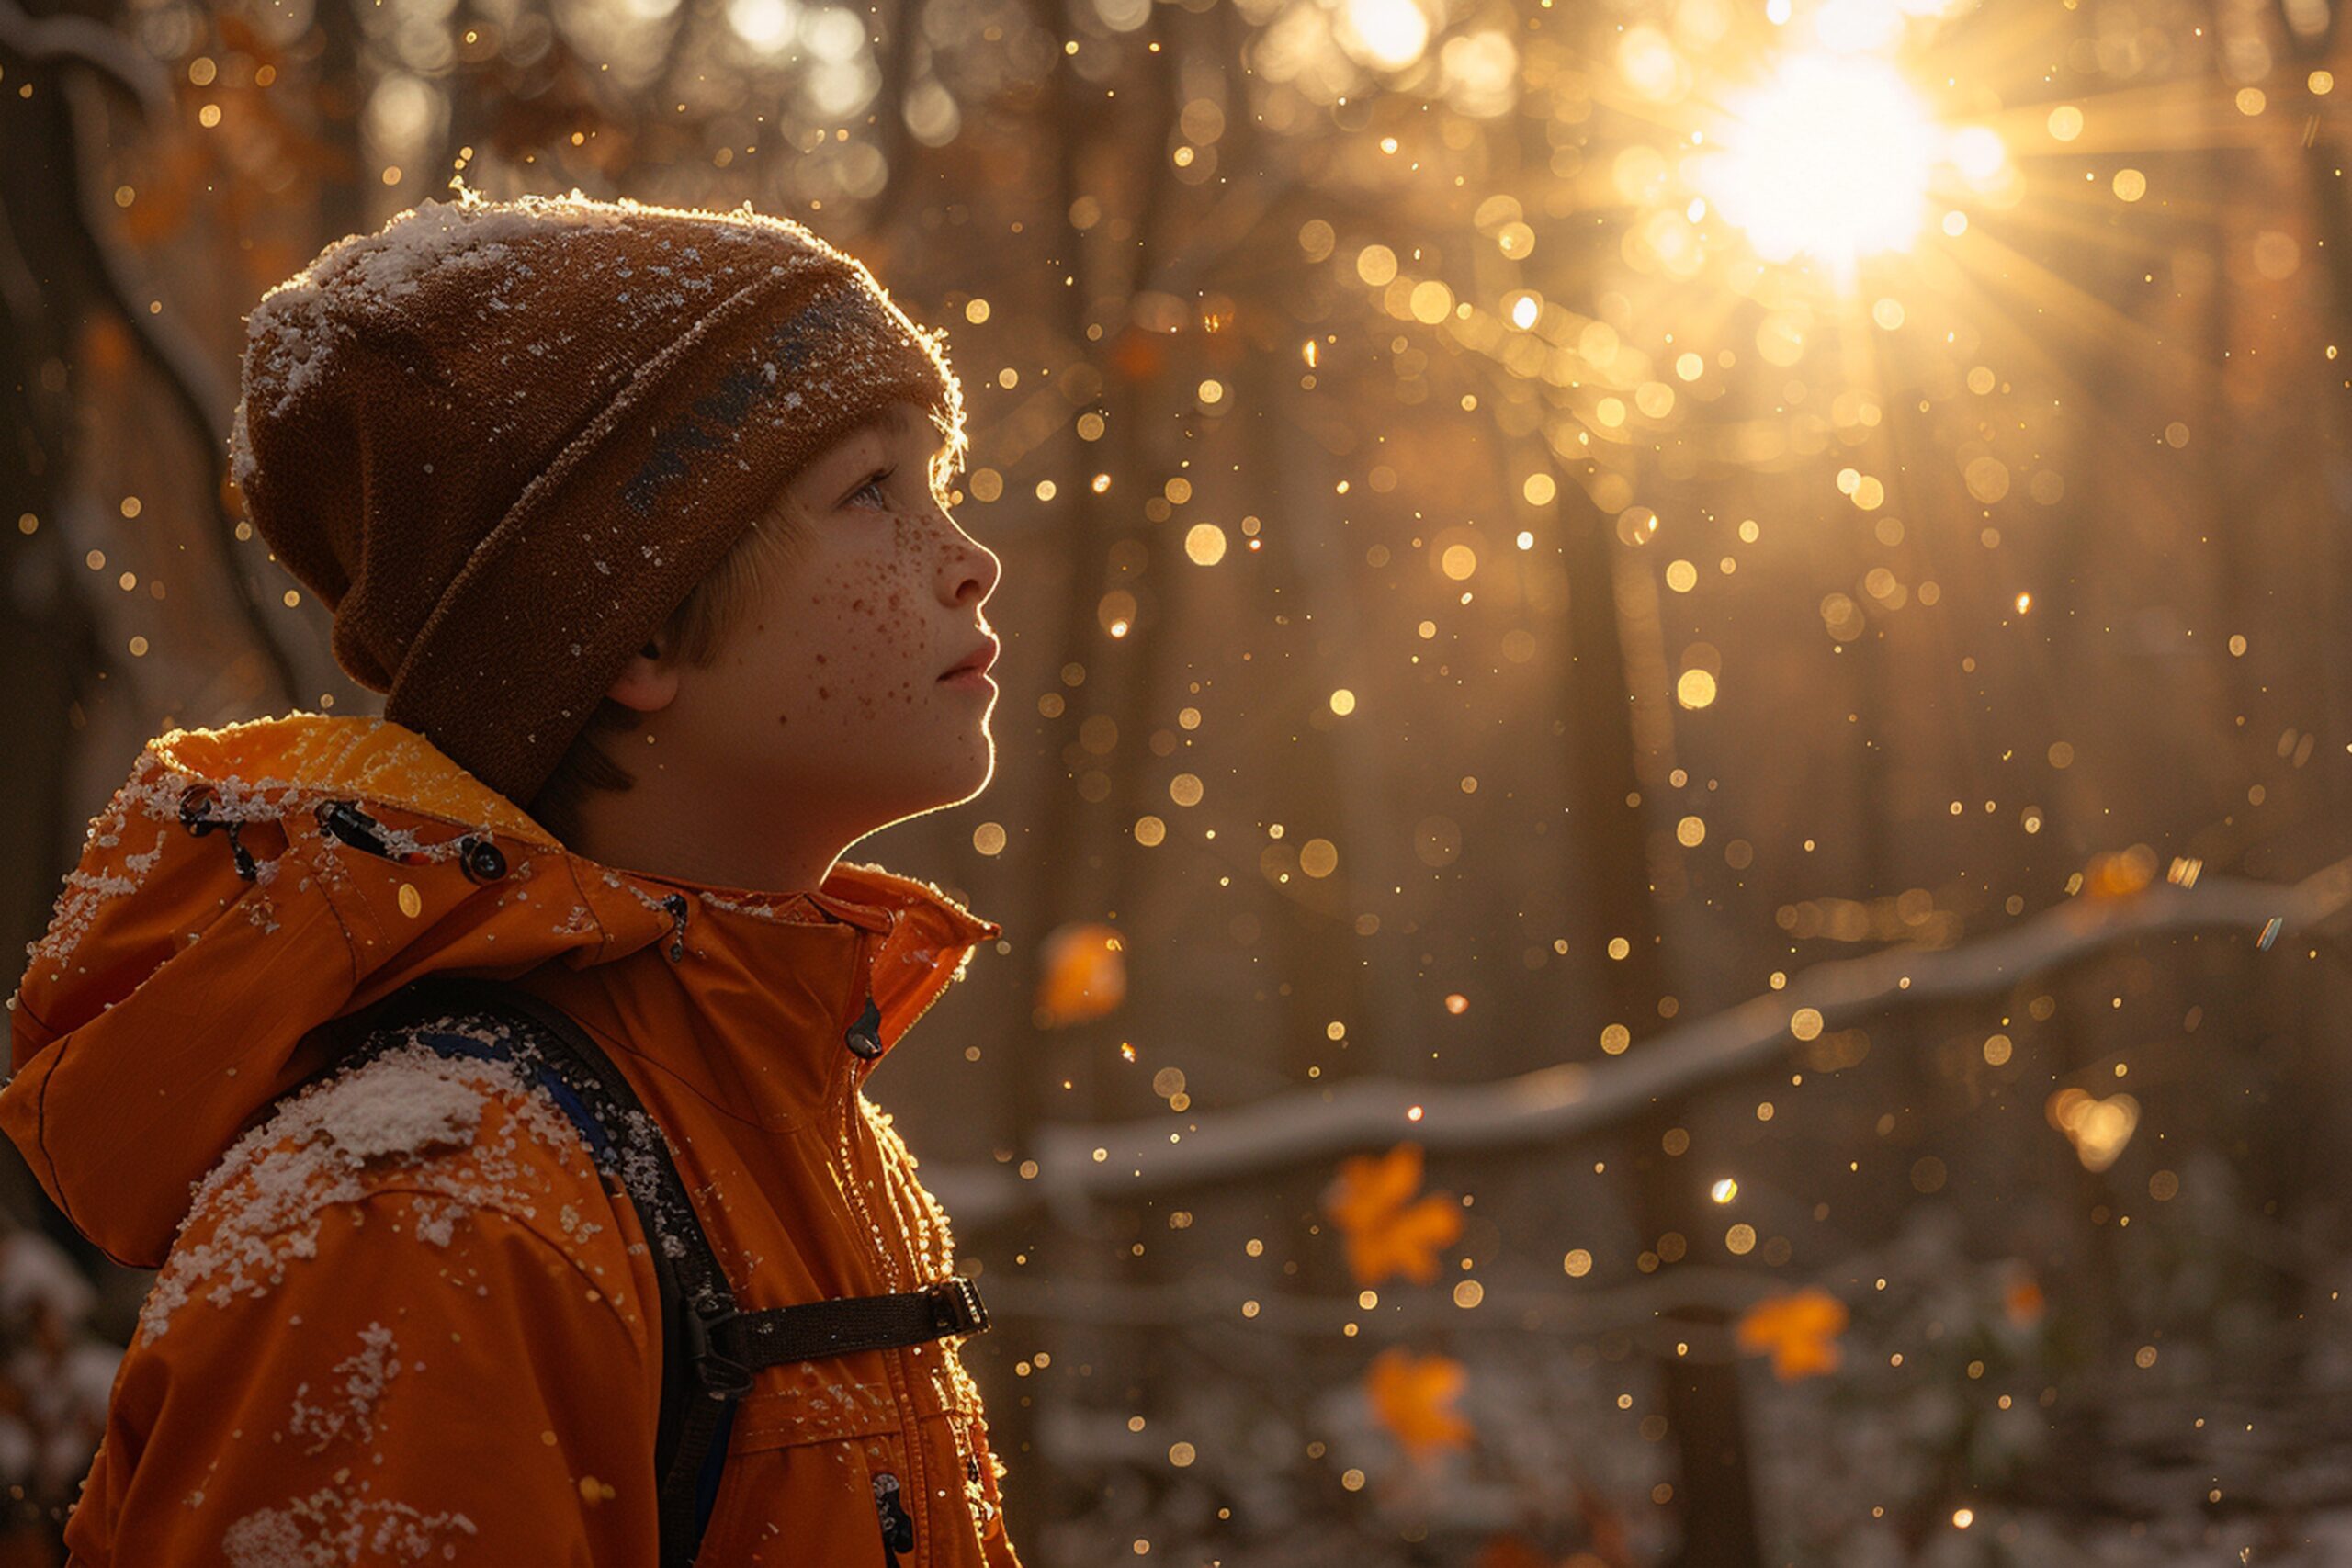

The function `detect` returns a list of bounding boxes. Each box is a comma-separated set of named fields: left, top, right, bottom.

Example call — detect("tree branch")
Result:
left=0, top=0, right=304, bottom=709
left=975, top=1264, right=1765, bottom=1347
left=926, top=857, right=2352, bottom=1229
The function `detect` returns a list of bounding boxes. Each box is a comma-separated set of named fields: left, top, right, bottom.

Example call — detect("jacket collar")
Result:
left=189, top=710, right=1005, bottom=1054
left=558, top=852, right=1005, bottom=1072
left=2, top=712, right=1000, bottom=1267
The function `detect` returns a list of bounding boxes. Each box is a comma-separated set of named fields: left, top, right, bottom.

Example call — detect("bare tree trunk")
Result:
left=985, top=0, right=1135, bottom=1502
left=1559, top=487, right=1762, bottom=1565
left=314, top=0, right=366, bottom=243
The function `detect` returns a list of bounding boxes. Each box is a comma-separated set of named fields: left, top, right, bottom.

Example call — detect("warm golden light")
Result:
left=2048, top=1088, right=2139, bottom=1171
left=1336, top=0, right=1429, bottom=71
left=1696, top=52, right=2000, bottom=279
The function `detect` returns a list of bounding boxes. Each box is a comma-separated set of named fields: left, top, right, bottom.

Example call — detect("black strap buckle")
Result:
left=315, top=799, right=393, bottom=856
left=678, top=1296, right=753, bottom=1398
left=178, top=786, right=257, bottom=882
left=923, top=1276, right=989, bottom=1337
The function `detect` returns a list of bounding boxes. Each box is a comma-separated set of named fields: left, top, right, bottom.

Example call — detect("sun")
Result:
left=1696, top=51, right=1996, bottom=282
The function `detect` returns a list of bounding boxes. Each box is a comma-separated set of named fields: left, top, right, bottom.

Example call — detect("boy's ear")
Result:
left=605, top=638, right=681, bottom=715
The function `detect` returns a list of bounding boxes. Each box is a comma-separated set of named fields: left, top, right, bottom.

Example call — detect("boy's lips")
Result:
left=938, top=637, right=1001, bottom=681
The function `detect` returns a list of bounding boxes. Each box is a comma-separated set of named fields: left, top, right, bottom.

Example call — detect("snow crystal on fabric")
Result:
left=287, top=1323, right=400, bottom=1456
left=387, top=1006, right=695, bottom=1265
left=605, top=1105, right=695, bottom=1265
left=139, top=1041, right=590, bottom=1342
left=690, top=886, right=831, bottom=926
left=233, top=187, right=630, bottom=452
left=25, top=826, right=171, bottom=976
left=404, top=1197, right=464, bottom=1248
left=308, top=1072, right=482, bottom=1163
left=19, top=745, right=200, bottom=976
left=271, top=191, right=615, bottom=310
left=18, top=734, right=523, bottom=983
left=221, top=1484, right=476, bottom=1568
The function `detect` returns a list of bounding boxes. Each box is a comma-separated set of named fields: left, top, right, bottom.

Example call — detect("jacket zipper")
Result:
left=840, top=924, right=933, bottom=1564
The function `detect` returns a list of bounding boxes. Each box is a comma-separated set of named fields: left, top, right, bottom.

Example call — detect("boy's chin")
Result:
left=935, top=736, right=996, bottom=807
left=861, top=739, right=996, bottom=829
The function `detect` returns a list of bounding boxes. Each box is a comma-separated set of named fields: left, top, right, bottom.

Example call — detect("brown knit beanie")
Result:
left=229, top=188, right=965, bottom=807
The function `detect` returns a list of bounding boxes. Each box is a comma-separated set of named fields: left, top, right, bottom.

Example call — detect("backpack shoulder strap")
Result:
left=354, top=973, right=991, bottom=1568
left=361, top=974, right=741, bottom=1568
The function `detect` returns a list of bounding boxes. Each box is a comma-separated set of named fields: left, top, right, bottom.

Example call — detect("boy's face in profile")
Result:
left=613, top=399, right=1003, bottom=852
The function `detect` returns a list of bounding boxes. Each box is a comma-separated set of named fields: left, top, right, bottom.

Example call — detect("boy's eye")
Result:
left=846, top=467, right=893, bottom=510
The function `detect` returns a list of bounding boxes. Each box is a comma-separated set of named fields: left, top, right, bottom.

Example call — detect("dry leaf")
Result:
left=1365, top=1346, right=1472, bottom=1459
left=1323, top=1142, right=1464, bottom=1286
left=1034, top=921, right=1126, bottom=1026
left=1735, top=1287, right=1848, bottom=1381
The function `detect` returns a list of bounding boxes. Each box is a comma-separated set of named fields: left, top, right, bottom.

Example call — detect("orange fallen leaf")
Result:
left=1323, top=1142, right=1464, bottom=1287
left=1033, top=922, right=1126, bottom=1026
left=1735, top=1288, right=1848, bottom=1381
left=1366, top=1347, right=1473, bottom=1459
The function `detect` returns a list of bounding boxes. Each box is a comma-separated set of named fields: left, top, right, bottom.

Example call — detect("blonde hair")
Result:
left=526, top=507, right=804, bottom=846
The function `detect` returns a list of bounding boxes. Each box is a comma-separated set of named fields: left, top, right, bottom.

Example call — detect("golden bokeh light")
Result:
left=1184, top=523, right=1227, bottom=565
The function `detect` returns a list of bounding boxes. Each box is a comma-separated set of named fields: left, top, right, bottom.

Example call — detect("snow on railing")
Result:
left=924, top=853, right=2352, bottom=1231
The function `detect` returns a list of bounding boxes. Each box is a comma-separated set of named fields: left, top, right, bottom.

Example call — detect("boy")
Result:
left=0, top=190, right=1020, bottom=1565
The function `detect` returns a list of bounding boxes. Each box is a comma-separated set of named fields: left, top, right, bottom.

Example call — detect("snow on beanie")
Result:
left=229, top=188, right=966, bottom=807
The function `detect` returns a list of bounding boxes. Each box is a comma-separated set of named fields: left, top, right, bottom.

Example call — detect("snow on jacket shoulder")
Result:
left=85, top=1039, right=663, bottom=1564
left=4, top=712, right=1019, bottom=1568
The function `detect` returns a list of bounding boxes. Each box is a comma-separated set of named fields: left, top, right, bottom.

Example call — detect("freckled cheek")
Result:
left=799, top=542, right=944, bottom=705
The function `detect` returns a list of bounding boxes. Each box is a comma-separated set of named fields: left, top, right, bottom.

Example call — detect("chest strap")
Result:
left=684, top=1276, right=990, bottom=1393
left=347, top=971, right=990, bottom=1568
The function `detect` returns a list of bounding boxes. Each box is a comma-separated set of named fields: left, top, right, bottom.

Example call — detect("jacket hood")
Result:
left=1, top=711, right=1001, bottom=1270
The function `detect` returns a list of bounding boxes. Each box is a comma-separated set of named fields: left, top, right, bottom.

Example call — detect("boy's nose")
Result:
left=943, top=529, right=1001, bottom=608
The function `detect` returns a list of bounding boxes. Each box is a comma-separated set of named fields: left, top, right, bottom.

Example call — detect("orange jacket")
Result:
left=1, top=712, right=1023, bottom=1567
